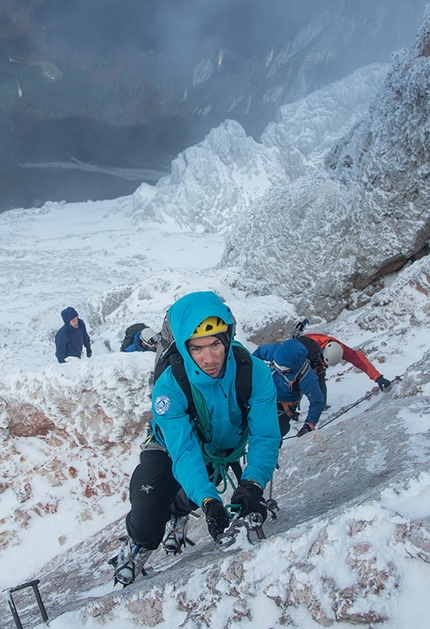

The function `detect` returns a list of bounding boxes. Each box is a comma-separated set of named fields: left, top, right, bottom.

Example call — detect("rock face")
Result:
left=0, top=356, right=151, bottom=559
left=222, top=9, right=430, bottom=321
left=324, top=11, right=430, bottom=268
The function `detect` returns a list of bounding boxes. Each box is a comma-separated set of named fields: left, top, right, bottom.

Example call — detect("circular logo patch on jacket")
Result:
left=154, top=395, right=171, bottom=415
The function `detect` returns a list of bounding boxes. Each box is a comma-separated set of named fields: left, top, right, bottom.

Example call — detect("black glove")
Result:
left=86, top=348, right=92, bottom=358
left=376, top=375, right=390, bottom=391
left=230, top=480, right=267, bottom=522
left=297, top=423, right=314, bottom=438
left=203, top=499, right=229, bottom=540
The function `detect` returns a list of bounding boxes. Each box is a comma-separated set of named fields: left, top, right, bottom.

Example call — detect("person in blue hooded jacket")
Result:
left=253, top=338, right=324, bottom=439
left=113, top=291, right=280, bottom=586
left=55, top=307, right=92, bottom=363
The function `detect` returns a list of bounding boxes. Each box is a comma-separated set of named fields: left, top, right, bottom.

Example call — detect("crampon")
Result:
left=216, top=512, right=266, bottom=549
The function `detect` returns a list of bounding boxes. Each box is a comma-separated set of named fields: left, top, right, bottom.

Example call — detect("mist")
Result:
left=0, top=0, right=428, bottom=212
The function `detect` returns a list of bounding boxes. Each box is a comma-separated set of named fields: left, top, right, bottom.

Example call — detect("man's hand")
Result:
left=203, top=499, right=229, bottom=540
left=86, top=348, right=92, bottom=358
left=230, top=480, right=267, bottom=521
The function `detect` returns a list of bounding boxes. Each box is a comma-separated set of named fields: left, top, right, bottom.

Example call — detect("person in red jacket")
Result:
left=303, top=333, right=391, bottom=395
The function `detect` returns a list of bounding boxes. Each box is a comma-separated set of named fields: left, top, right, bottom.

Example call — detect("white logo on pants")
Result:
left=140, top=484, right=154, bottom=494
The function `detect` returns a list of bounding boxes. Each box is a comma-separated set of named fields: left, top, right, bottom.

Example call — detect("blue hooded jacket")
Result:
left=253, top=339, right=324, bottom=426
left=151, top=291, right=280, bottom=508
left=55, top=307, right=91, bottom=363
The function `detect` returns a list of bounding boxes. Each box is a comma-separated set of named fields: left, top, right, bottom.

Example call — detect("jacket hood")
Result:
left=273, top=338, right=308, bottom=372
left=167, top=291, right=235, bottom=376
left=61, top=307, right=79, bottom=325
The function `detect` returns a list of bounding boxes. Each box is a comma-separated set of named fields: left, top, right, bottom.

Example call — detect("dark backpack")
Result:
left=152, top=314, right=253, bottom=440
left=120, top=323, right=148, bottom=352
left=296, top=335, right=326, bottom=375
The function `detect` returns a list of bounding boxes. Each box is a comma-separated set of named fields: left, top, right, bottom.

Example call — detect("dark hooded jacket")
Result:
left=55, top=307, right=91, bottom=363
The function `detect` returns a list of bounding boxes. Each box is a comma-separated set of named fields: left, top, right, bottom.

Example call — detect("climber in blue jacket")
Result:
left=253, top=338, right=324, bottom=438
left=113, top=291, right=280, bottom=586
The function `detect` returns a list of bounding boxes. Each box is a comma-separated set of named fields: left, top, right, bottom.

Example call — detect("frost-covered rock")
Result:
left=131, top=64, right=386, bottom=235
left=261, top=63, right=388, bottom=179
left=223, top=10, right=430, bottom=320
left=0, top=354, right=152, bottom=563
left=222, top=172, right=356, bottom=317
left=132, top=119, right=285, bottom=234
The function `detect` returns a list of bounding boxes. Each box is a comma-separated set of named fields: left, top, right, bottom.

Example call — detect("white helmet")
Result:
left=322, top=341, right=343, bottom=366
left=140, top=327, right=158, bottom=346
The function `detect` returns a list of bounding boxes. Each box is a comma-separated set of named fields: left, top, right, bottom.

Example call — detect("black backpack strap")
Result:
left=169, top=353, right=197, bottom=420
left=169, top=352, right=213, bottom=444
left=232, top=344, right=253, bottom=435
left=290, top=358, right=311, bottom=391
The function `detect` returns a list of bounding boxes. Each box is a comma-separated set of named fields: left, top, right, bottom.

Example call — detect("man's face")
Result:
left=187, top=335, right=226, bottom=378
left=69, top=316, right=79, bottom=328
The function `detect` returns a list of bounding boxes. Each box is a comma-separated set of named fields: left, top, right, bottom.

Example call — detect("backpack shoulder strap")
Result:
left=290, top=358, right=311, bottom=391
left=169, top=352, right=213, bottom=444
left=169, top=352, right=196, bottom=419
left=231, top=341, right=253, bottom=434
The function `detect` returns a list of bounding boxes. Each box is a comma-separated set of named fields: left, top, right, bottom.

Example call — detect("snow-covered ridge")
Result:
left=131, top=64, right=387, bottom=234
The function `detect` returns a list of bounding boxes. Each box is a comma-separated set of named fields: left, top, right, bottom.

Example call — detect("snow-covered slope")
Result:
left=1, top=261, right=430, bottom=628
left=0, top=228, right=429, bottom=628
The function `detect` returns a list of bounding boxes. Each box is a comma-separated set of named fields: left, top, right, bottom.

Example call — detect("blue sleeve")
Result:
left=55, top=329, right=67, bottom=363
left=241, top=356, right=280, bottom=489
left=125, top=333, right=142, bottom=352
left=300, top=370, right=325, bottom=425
left=252, top=343, right=277, bottom=363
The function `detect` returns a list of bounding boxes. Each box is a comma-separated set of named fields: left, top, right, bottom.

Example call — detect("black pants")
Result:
left=277, top=406, right=291, bottom=438
left=316, top=371, right=327, bottom=405
left=125, top=448, right=197, bottom=550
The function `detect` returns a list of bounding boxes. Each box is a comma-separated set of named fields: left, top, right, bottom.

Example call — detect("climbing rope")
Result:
left=191, top=383, right=248, bottom=494
left=283, top=374, right=403, bottom=440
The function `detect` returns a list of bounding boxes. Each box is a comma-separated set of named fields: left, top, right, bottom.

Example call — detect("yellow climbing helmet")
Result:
left=190, top=316, right=228, bottom=339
